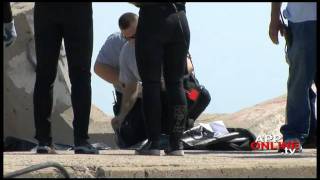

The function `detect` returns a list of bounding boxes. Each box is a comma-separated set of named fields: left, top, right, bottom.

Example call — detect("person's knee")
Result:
left=35, top=69, right=57, bottom=88
left=287, top=71, right=314, bottom=93
left=287, top=45, right=316, bottom=87
left=69, top=67, right=91, bottom=86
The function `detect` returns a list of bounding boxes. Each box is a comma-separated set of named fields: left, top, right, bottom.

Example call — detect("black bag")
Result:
left=207, top=128, right=256, bottom=151
left=113, top=94, right=147, bottom=148
left=183, top=73, right=211, bottom=123
left=183, top=52, right=211, bottom=121
left=113, top=91, right=183, bottom=149
left=181, top=126, right=256, bottom=151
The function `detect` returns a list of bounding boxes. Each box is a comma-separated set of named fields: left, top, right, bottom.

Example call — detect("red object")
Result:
left=187, top=88, right=200, bottom=101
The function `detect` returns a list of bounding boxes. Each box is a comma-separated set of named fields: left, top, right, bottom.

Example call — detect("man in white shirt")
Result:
left=94, top=13, right=137, bottom=94
left=113, top=35, right=211, bottom=148
left=116, top=41, right=195, bottom=125
left=269, top=2, right=317, bottom=152
left=96, top=12, right=211, bottom=149
left=94, top=12, right=146, bottom=148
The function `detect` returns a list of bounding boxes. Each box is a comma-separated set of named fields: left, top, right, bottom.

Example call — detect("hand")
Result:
left=269, top=18, right=283, bottom=45
left=3, top=20, right=17, bottom=48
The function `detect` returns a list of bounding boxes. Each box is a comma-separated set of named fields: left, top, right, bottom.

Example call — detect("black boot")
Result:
left=185, top=118, right=195, bottom=130
left=164, top=135, right=184, bottom=156
left=135, top=140, right=161, bottom=156
left=36, top=141, right=57, bottom=154
left=74, top=140, right=99, bottom=154
left=165, top=105, right=187, bottom=156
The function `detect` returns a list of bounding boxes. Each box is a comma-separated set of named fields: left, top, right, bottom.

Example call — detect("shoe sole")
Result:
left=134, top=150, right=161, bottom=156
left=36, top=149, right=57, bottom=154
left=165, top=150, right=184, bottom=156
left=37, top=149, right=49, bottom=154
left=74, top=149, right=99, bottom=154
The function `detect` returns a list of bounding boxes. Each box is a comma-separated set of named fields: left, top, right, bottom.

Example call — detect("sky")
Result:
left=91, top=2, right=289, bottom=115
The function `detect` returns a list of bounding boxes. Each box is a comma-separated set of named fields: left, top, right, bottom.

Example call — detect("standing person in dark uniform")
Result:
left=132, top=2, right=190, bottom=156
left=33, top=3, right=98, bottom=154
left=3, top=2, right=17, bottom=47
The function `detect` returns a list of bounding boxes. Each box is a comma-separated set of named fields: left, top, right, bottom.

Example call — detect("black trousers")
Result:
left=136, top=4, right=190, bottom=142
left=33, top=3, right=93, bottom=145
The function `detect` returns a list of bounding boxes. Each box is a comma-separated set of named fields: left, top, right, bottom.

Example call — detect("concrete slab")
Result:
left=3, top=149, right=317, bottom=178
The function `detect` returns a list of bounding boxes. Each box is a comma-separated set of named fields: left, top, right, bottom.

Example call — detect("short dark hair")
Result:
left=118, top=12, right=138, bottom=30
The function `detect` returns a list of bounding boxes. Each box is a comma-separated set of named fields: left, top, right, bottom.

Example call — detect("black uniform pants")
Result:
left=135, top=4, right=190, bottom=142
left=33, top=3, right=93, bottom=145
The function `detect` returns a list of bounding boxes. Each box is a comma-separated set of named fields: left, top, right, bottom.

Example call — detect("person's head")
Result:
left=118, top=12, right=138, bottom=41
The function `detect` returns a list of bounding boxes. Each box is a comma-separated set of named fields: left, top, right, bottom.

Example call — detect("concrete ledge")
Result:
left=3, top=149, right=317, bottom=178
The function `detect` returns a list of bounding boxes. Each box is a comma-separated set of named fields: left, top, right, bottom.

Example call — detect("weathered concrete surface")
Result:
left=3, top=149, right=317, bottom=178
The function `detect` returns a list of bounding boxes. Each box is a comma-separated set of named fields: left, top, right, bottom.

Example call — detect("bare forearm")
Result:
left=117, top=83, right=139, bottom=120
left=187, top=57, right=194, bottom=74
left=94, top=62, right=120, bottom=85
left=271, top=2, right=282, bottom=21
left=269, top=2, right=283, bottom=44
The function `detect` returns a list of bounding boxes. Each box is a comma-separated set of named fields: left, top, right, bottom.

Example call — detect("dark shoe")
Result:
left=135, top=140, right=161, bottom=156
left=164, top=137, right=184, bottom=156
left=36, top=142, right=57, bottom=154
left=278, top=138, right=302, bottom=153
left=74, top=141, right=99, bottom=154
left=166, top=105, right=187, bottom=156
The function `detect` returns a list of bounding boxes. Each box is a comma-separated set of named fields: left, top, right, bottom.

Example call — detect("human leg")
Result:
left=280, top=21, right=317, bottom=144
left=33, top=5, right=62, bottom=147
